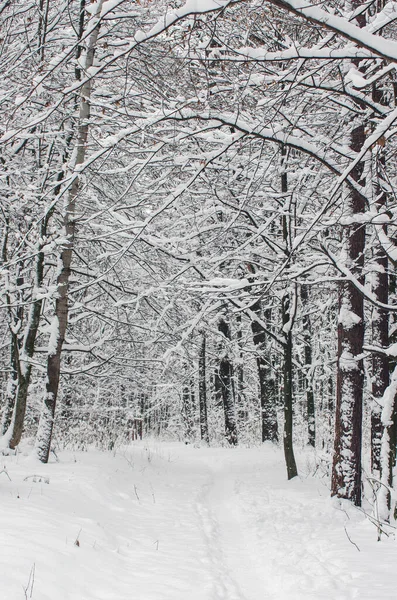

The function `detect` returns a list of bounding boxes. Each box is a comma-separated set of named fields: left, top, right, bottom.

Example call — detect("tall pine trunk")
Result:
left=331, top=2, right=367, bottom=507
left=331, top=128, right=366, bottom=506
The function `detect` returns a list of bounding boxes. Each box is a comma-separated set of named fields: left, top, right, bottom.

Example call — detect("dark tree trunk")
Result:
left=140, top=392, right=151, bottom=435
left=1, top=334, right=18, bottom=436
left=235, top=313, right=245, bottom=419
left=370, top=80, right=390, bottom=475
left=280, top=144, right=297, bottom=479
left=331, top=126, right=366, bottom=507
left=2, top=255, right=25, bottom=437
left=331, top=4, right=367, bottom=505
left=8, top=249, right=45, bottom=449
left=182, top=379, right=195, bottom=442
left=4, top=18, right=76, bottom=448
left=198, top=334, right=209, bottom=444
left=218, top=318, right=238, bottom=445
left=0, top=224, right=14, bottom=436
left=371, top=248, right=389, bottom=474
left=282, top=293, right=298, bottom=479
left=5, top=0, right=55, bottom=451
left=389, top=392, right=397, bottom=475
left=388, top=271, right=397, bottom=475
left=301, top=284, right=315, bottom=447
left=213, top=367, right=222, bottom=407
left=1, top=224, right=31, bottom=446
left=250, top=302, right=278, bottom=442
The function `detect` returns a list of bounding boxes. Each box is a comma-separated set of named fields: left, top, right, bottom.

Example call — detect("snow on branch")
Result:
left=268, top=0, right=397, bottom=61
left=0, top=0, right=240, bottom=144
left=324, top=244, right=397, bottom=312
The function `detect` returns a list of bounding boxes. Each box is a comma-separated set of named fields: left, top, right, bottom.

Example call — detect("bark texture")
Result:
left=182, top=378, right=195, bottom=442
left=331, top=125, right=365, bottom=506
left=301, top=284, right=315, bottom=447
left=331, top=2, right=367, bottom=506
left=7, top=248, right=45, bottom=449
left=198, top=334, right=209, bottom=444
left=282, top=293, right=298, bottom=480
left=371, top=79, right=390, bottom=474
left=251, top=301, right=278, bottom=442
left=36, top=2, right=103, bottom=462
left=218, top=318, right=238, bottom=446
left=281, top=145, right=298, bottom=479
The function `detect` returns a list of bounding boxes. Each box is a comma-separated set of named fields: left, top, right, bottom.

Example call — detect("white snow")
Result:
left=47, top=315, right=60, bottom=357
left=345, top=67, right=368, bottom=88
left=275, top=0, right=397, bottom=61
left=338, top=304, right=362, bottom=330
left=378, top=365, right=397, bottom=521
left=1, top=442, right=396, bottom=600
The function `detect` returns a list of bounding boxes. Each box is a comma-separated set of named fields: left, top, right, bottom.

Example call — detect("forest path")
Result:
left=188, top=446, right=351, bottom=600
left=2, top=442, right=397, bottom=600
left=138, top=443, right=397, bottom=600
left=194, top=455, right=271, bottom=600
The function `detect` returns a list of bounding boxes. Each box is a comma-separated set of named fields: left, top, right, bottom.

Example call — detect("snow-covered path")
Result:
left=1, top=442, right=397, bottom=599
left=195, top=457, right=272, bottom=600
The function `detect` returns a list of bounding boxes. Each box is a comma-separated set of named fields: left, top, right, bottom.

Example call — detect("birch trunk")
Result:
left=36, top=1, right=103, bottom=462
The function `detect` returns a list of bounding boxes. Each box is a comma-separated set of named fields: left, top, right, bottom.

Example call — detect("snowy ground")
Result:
left=1, top=441, right=396, bottom=600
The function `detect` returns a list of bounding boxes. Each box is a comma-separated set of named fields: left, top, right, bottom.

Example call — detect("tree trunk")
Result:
left=182, top=379, right=195, bottom=442
left=370, top=78, right=390, bottom=474
left=198, top=334, right=209, bottom=444
left=1, top=241, right=24, bottom=437
left=1, top=334, right=18, bottom=436
left=331, top=129, right=366, bottom=506
left=218, top=318, right=238, bottom=445
left=281, top=144, right=298, bottom=479
left=7, top=247, right=45, bottom=449
left=371, top=240, right=389, bottom=475
left=235, top=313, right=245, bottom=421
left=36, top=1, right=103, bottom=462
left=301, top=284, right=315, bottom=447
left=331, top=3, right=367, bottom=506
left=250, top=301, right=278, bottom=442
left=282, top=293, right=298, bottom=479
left=377, top=366, right=397, bottom=523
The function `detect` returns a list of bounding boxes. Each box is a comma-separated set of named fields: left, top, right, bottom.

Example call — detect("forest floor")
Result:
left=1, top=441, right=397, bottom=600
